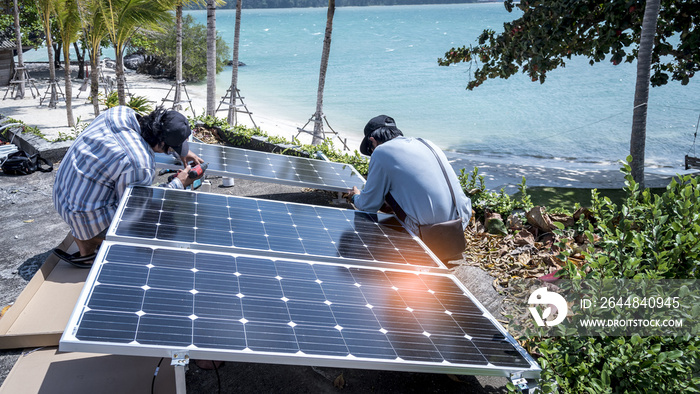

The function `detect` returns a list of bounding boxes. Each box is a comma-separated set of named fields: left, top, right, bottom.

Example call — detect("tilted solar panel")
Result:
left=155, top=142, right=366, bottom=192
left=60, top=242, right=540, bottom=379
left=108, top=186, right=444, bottom=270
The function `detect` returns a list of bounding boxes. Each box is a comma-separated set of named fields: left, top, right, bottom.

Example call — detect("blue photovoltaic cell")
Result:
left=63, top=243, right=539, bottom=377
left=109, top=186, right=442, bottom=269
left=155, top=141, right=365, bottom=192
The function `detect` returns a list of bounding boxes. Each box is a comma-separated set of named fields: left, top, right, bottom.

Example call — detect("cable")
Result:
left=535, top=103, right=647, bottom=142
left=151, top=357, right=164, bottom=394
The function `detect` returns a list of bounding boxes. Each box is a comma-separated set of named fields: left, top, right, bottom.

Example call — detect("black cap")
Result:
left=360, top=115, right=398, bottom=155
left=161, top=111, right=191, bottom=157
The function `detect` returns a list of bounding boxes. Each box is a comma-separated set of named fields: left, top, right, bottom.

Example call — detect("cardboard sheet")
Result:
left=0, top=234, right=88, bottom=349
left=0, top=347, right=175, bottom=394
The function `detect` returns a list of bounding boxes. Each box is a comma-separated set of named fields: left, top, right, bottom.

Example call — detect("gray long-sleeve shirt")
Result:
left=353, top=136, right=472, bottom=234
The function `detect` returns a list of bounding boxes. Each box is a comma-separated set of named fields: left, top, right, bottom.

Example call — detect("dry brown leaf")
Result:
left=446, top=374, right=463, bottom=383
left=333, top=373, right=345, bottom=389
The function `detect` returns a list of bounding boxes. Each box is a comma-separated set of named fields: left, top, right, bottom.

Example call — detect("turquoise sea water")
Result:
left=187, top=3, right=699, bottom=170
left=21, top=4, right=699, bottom=170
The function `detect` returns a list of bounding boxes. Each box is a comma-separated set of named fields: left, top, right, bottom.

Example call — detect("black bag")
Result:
left=1, top=150, right=53, bottom=175
left=416, top=138, right=466, bottom=262
left=418, top=217, right=466, bottom=262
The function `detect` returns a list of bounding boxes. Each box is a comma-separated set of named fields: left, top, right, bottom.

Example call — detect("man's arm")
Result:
left=349, top=154, right=390, bottom=212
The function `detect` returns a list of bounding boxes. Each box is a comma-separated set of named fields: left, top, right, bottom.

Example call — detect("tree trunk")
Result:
left=175, top=4, right=183, bottom=107
left=90, top=52, right=100, bottom=115
left=54, top=42, right=62, bottom=69
left=74, top=42, right=85, bottom=79
left=63, top=41, right=75, bottom=127
left=312, top=0, right=335, bottom=145
left=630, top=0, right=661, bottom=189
left=46, top=24, right=57, bottom=108
left=12, top=0, right=25, bottom=99
left=227, top=0, right=243, bottom=125
left=206, top=0, right=217, bottom=116
left=115, top=44, right=126, bottom=106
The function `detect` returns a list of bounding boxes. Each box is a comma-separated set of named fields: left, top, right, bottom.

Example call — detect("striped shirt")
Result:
left=53, top=106, right=182, bottom=240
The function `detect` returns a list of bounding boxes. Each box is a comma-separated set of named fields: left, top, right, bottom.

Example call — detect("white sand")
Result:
left=2, top=62, right=695, bottom=191
left=2, top=63, right=363, bottom=149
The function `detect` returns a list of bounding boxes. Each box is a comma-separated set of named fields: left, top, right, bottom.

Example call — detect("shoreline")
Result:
left=2, top=63, right=696, bottom=191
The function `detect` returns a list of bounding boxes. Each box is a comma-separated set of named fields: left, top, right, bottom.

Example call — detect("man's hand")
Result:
left=175, top=165, right=195, bottom=188
left=346, top=186, right=362, bottom=204
left=181, top=150, right=204, bottom=167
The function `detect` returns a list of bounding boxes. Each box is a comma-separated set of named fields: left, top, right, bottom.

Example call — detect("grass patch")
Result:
left=514, top=186, right=666, bottom=212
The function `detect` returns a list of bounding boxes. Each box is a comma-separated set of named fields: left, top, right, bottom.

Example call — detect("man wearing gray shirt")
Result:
left=348, top=115, right=472, bottom=256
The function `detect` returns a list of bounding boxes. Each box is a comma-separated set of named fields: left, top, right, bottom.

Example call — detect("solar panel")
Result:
left=60, top=242, right=540, bottom=379
left=155, top=141, right=366, bottom=192
left=107, top=186, right=444, bottom=270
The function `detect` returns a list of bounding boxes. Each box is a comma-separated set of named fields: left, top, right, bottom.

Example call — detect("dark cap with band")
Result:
left=360, top=115, right=399, bottom=156
left=161, top=111, right=191, bottom=157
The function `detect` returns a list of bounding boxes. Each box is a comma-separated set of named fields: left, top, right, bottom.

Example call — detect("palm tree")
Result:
left=310, top=0, right=335, bottom=145
left=55, top=0, right=81, bottom=127
left=36, top=0, right=59, bottom=108
left=226, top=0, right=242, bottom=125
left=77, top=0, right=108, bottom=115
left=629, top=0, right=661, bottom=189
left=173, top=0, right=214, bottom=108
left=12, top=0, right=25, bottom=99
left=100, top=0, right=174, bottom=105
left=206, top=0, right=216, bottom=116
left=76, top=0, right=108, bottom=115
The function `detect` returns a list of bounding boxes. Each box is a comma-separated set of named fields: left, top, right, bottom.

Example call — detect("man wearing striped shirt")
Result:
left=53, top=105, right=203, bottom=267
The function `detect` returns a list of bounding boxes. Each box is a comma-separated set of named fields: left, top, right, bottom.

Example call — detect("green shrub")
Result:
left=102, top=92, right=153, bottom=115
left=569, top=156, right=700, bottom=280
left=0, top=117, right=45, bottom=140
left=188, top=114, right=370, bottom=176
left=458, top=166, right=533, bottom=220
left=292, top=138, right=369, bottom=176
left=529, top=157, right=700, bottom=393
left=532, top=335, right=700, bottom=393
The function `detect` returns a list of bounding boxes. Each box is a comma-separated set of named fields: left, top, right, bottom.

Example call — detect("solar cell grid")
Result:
left=62, top=243, right=539, bottom=378
left=109, top=186, right=443, bottom=269
left=155, top=141, right=366, bottom=192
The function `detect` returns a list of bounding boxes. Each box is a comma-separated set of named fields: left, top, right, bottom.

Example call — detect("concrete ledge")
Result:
left=0, top=122, right=73, bottom=163
left=1, top=119, right=312, bottom=165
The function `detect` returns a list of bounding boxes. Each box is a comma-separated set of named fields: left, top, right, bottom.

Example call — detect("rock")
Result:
left=124, top=54, right=145, bottom=70
left=227, top=60, right=246, bottom=67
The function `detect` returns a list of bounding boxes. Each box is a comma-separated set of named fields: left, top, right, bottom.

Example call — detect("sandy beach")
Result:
left=2, top=62, right=363, bottom=147
left=2, top=62, right=697, bottom=191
